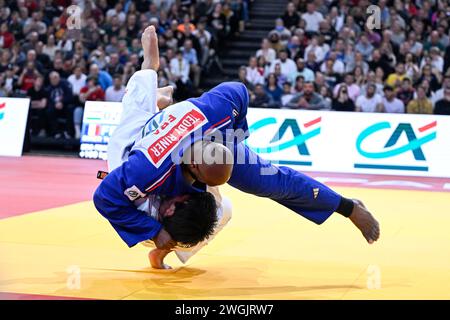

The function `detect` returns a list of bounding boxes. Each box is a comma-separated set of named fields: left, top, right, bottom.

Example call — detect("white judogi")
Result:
left=107, top=69, right=232, bottom=263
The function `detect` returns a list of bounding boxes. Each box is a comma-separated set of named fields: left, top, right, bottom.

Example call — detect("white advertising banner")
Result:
left=246, top=108, right=450, bottom=178
left=80, top=100, right=450, bottom=178
left=0, top=98, right=30, bottom=157
left=80, top=101, right=123, bottom=160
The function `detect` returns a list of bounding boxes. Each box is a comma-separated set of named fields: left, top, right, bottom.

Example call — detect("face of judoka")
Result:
left=158, top=195, right=190, bottom=219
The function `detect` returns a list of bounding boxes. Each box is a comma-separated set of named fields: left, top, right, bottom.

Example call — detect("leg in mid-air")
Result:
left=228, top=143, right=380, bottom=244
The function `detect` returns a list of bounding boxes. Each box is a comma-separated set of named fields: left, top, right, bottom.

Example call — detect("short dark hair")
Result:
left=162, top=192, right=218, bottom=246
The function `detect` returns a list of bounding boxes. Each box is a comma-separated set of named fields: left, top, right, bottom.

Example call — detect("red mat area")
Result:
left=0, top=156, right=106, bottom=219
left=1, top=155, right=448, bottom=220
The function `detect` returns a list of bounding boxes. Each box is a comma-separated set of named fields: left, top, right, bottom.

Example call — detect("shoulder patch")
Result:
left=124, top=185, right=146, bottom=201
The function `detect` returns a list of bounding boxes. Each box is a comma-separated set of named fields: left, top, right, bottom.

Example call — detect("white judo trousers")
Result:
left=107, top=69, right=232, bottom=263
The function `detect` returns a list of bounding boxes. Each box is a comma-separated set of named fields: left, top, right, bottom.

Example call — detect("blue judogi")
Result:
left=94, top=74, right=342, bottom=248
left=94, top=81, right=249, bottom=247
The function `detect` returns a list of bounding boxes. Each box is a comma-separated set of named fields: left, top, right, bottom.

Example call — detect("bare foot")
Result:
left=349, top=199, right=380, bottom=244
left=141, top=25, right=159, bottom=71
left=148, top=248, right=172, bottom=269
left=157, top=86, right=174, bottom=109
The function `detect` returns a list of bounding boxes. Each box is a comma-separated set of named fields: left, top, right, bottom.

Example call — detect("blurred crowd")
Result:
left=0, top=0, right=250, bottom=139
left=240, top=0, right=450, bottom=115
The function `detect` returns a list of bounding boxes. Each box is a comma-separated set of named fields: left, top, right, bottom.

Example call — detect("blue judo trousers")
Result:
left=228, top=143, right=341, bottom=225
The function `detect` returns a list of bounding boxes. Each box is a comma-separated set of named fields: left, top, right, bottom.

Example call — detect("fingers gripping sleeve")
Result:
left=107, top=70, right=158, bottom=171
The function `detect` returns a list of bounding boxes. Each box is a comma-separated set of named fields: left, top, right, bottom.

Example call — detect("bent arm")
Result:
left=93, top=175, right=163, bottom=248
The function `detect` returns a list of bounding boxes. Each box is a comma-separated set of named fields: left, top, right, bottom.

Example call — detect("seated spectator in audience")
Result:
left=301, top=2, right=324, bottom=34
left=396, top=78, right=415, bottom=107
left=355, top=33, right=374, bottom=62
left=285, top=82, right=327, bottom=110
left=416, top=63, right=442, bottom=93
left=27, top=75, right=48, bottom=137
left=431, top=75, right=450, bottom=107
left=269, top=49, right=296, bottom=77
left=407, top=86, right=433, bottom=114
left=170, top=49, right=192, bottom=100
left=332, top=85, right=356, bottom=112
left=105, top=75, right=126, bottom=102
left=80, top=76, right=105, bottom=103
left=257, top=55, right=270, bottom=79
left=256, top=38, right=276, bottom=64
left=273, top=63, right=288, bottom=88
left=181, top=39, right=200, bottom=88
left=386, top=63, right=409, bottom=88
left=0, top=22, right=15, bottom=49
left=293, top=75, right=305, bottom=93
left=46, top=71, right=73, bottom=139
left=368, top=49, right=394, bottom=78
left=250, top=84, right=273, bottom=108
left=269, top=19, right=292, bottom=47
left=68, top=66, right=87, bottom=98
left=355, top=83, right=383, bottom=112
left=382, top=85, right=405, bottom=113
left=282, top=2, right=300, bottom=30
left=246, top=56, right=264, bottom=86
left=434, top=86, right=450, bottom=115
left=89, top=63, right=112, bottom=91
left=289, top=57, right=314, bottom=85
left=105, top=53, right=124, bottom=77
left=281, top=81, right=295, bottom=107
left=265, top=73, right=283, bottom=107
left=304, top=36, right=327, bottom=64
left=333, top=74, right=360, bottom=102
left=18, top=61, right=40, bottom=94
left=319, top=86, right=332, bottom=110
left=236, top=66, right=255, bottom=92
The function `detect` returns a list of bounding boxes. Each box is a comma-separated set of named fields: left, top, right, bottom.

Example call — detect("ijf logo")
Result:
left=246, top=116, right=322, bottom=166
left=355, top=120, right=437, bottom=172
left=0, top=102, right=5, bottom=120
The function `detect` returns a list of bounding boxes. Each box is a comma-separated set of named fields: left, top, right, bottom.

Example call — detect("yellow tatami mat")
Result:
left=1, top=186, right=450, bottom=299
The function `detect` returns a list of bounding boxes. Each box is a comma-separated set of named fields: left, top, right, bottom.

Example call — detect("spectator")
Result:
left=181, top=39, right=200, bottom=88
left=27, top=75, right=48, bottom=137
left=333, top=74, right=360, bottom=102
left=355, top=84, right=383, bottom=113
left=236, top=66, right=255, bottom=92
left=246, top=56, right=264, bottom=86
left=286, top=82, right=327, bottom=110
left=170, top=49, right=191, bottom=100
left=332, top=85, right=356, bottom=112
left=46, top=71, right=73, bottom=139
left=0, top=22, right=14, bottom=49
left=256, top=38, right=276, bottom=64
left=269, top=49, right=296, bottom=77
left=407, top=86, right=433, bottom=114
left=105, top=75, right=126, bottom=102
left=269, top=19, right=291, bottom=46
left=68, top=66, right=87, bottom=99
left=265, top=73, right=283, bottom=107
left=89, top=63, right=112, bottom=91
left=301, top=2, right=324, bottom=34
left=289, top=57, right=314, bottom=84
left=355, top=33, right=374, bottom=61
left=281, top=81, right=295, bottom=107
left=382, top=85, right=405, bottom=113
left=80, top=77, right=105, bottom=103
left=282, top=2, right=300, bottom=30
left=250, top=84, right=273, bottom=108
left=396, top=78, right=415, bottom=107
left=434, top=86, right=450, bottom=115
left=18, top=61, right=40, bottom=93
left=386, top=63, right=409, bottom=88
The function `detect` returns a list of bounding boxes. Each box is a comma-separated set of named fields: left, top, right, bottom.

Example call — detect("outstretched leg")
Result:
left=228, top=143, right=380, bottom=244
